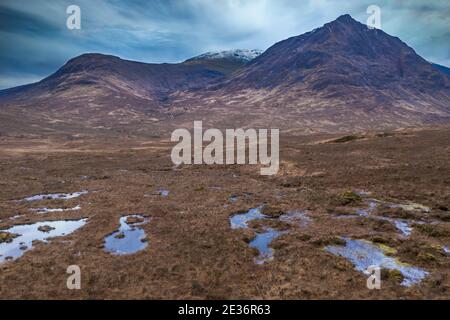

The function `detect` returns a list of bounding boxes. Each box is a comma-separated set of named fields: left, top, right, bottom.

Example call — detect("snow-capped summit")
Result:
left=187, top=49, right=263, bottom=63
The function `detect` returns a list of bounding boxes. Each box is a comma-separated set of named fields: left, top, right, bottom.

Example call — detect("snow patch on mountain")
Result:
left=189, top=49, right=263, bottom=62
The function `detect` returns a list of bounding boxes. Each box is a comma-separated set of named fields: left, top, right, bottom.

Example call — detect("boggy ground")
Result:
left=0, top=127, right=449, bottom=299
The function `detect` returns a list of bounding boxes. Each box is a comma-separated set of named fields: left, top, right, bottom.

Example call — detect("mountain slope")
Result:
left=0, top=15, right=449, bottom=136
left=182, top=49, right=262, bottom=76
left=0, top=53, right=247, bottom=103
left=181, top=14, right=450, bottom=132
left=219, top=15, right=450, bottom=99
left=0, top=52, right=252, bottom=135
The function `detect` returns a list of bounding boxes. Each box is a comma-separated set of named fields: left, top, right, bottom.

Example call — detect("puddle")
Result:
left=280, top=210, right=311, bottom=228
left=392, top=220, right=412, bottom=237
left=229, top=206, right=276, bottom=264
left=356, top=200, right=378, bottom=217
left=373, top=215, right=413, bottom=237
left=348, top=197, right=415, bottom=237
left=230, top=206, right=307, bottom=264
left=0, top=219, right=87, bottom=263
left=443, top=246, right=450, bottom=254
left=229, top=193, right=252, bottom=203
left=326, top=238, right=428, bottom=287
left=249, top=228, right=283, bottom=264
left=30, top=205, right=81, bottom=214
left=230, top=206, right=315, bottom=264
left=21, top=191, right=88, bottom=202
left=375, top=216, right=413, bottom=238
left=230, top=207, right=267, bottom=229
left=157, top=189, right=169, bottom=197
left=356, top=190, right=372, bottom=196
left=104, top=215, right=149, bottom=255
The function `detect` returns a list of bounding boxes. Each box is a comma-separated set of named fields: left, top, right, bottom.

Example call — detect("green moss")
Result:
left=0, top=232, right=19, bottom=244
left=387, top=269, right=404, bottom=283
left=417, top=252, right=438, bottom=263
left=114, top=232, right=125, bottom=239
left=370, top=236, right=390, bottom=245
left=376, top=132, right=394, bottom=138
left=329, top=135, right=362, bottom=143
left=340, top=191, right=363, bottom=205
left=376, top=243, right=398, bottom=256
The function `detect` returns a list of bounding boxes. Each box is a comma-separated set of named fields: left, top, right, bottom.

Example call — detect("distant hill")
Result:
left=0, top=15, right=449, bottom=136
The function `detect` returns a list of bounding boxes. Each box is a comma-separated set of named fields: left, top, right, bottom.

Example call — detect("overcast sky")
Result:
left=1, top=0, right=449, bottom=89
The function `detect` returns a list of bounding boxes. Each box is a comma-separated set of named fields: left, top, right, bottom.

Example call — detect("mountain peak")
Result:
left=66, top=53, right=121, bottom=64
left=335, top=14, right=356, bottom=23
left=221, top=13, right=450, bottom=98
left=326, top=13, right=365, bottom=31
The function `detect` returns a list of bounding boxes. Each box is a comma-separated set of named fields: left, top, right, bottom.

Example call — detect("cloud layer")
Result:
left=1, top=0, right=449, bottom=89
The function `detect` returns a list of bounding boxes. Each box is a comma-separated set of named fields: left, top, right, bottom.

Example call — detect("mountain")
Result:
left=185, top=14, right=450, bottom=131
left=222, top=15, right=450, bottom=92
left=0, top=53, right=247, bottom=103
left=0, top=52, right=250, bottom=135
left=0, top=15, right=449, bottom=136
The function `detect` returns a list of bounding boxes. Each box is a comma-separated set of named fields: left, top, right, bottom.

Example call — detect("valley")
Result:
left=0, top=127, right=448, bottom=299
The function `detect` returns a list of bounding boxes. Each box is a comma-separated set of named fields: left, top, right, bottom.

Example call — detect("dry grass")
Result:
left=0, top=127, right=449, bottom=299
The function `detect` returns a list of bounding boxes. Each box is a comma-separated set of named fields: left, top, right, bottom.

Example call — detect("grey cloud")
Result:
left=0, top=0, right=449, bottom=89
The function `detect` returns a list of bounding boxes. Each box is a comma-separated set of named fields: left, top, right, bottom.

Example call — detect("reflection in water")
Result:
left=21, top=191, right=88, bottom=202
left=280, top=210, right=311, bottom=228
left=158, top=189, right=169, bottom=197
left=0, top=219, right=87, bottom=263
left=230, top=206, right=307, bottom=264
left=30, top=205, right=82, bottom=214
left=230, top=207, right=266, bottom=229
left=326, top=238, right=428, bottom=287
left=249, top=228, right=283, bottom=264
left=104, top=215, right=149, bottom=255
